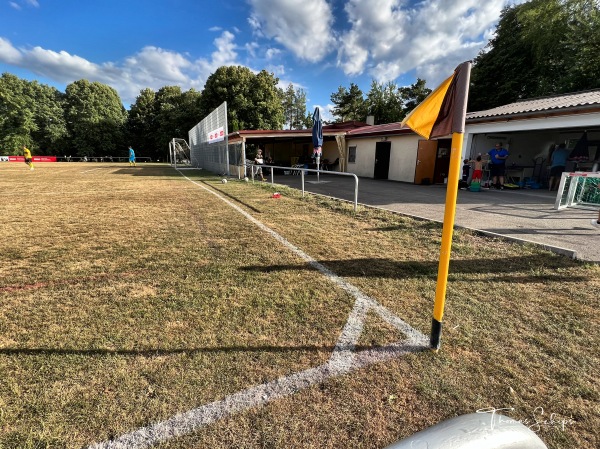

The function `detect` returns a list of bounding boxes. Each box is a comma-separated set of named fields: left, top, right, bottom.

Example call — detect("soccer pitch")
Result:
left=0, top=163, right=598, bottom=448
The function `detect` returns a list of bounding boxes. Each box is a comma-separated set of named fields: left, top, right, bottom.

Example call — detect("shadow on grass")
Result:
left=110, top=165, right=187, bottom=177
left=0, top=343, right=427, bottom=357
left=113, top=167, right=265, bottom=213
left=201, top=179, right=264, bottom=213
left=241, top=255, right=586, bottom=282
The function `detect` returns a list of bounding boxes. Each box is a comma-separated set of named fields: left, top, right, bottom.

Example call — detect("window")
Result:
left=348, top=146, right=357, bottom=163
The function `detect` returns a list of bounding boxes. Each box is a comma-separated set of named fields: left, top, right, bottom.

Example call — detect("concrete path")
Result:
left=268, top=172, right=600, bottom=263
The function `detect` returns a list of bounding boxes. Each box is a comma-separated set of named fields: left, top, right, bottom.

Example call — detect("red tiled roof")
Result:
left=227, top=120, right=370, bottom=141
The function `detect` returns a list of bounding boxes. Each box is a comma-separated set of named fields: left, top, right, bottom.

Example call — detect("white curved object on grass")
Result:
left=385, top=412, right=548, bottom=449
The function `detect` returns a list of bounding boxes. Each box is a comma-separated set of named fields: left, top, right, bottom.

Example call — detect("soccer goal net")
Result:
left=554, top=172, right=600, bottom=210
left=169, top=138, right=192, bottom=168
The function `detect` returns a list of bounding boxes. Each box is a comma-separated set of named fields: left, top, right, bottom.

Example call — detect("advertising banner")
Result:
left=207, top=127, right=225, bottom=144
left=8, top=156, right=57, bottom=162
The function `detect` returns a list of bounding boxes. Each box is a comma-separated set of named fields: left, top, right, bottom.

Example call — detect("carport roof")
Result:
left=227, top=120, right=368, bottom=143
left=467, top=89, right=600, bottom=120
left=345, top=122, right=413, bottom=137
left=225, top=89, right=600, bottom=144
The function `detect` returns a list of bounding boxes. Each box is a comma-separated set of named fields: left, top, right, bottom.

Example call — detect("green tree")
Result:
left=0, top=73, right=67, bottom=155
left=153, top=85, right=185, bottom=158
left=365, top=80, right=403, bottom=125
left=199, top=66, right=283, bottom=131
left=282, top=84, right=309, bottom=130
left=126, top=86, right=202, bottom=161
left=293, top=88, right=311, bottom=129
left=127, top=88, right=157, bottom=159
left=566, top=0, right=600, bottom=90
left=469, top=4, right=537, bottom=111
left=282, top=84, right=296, bottom=129
left=175, top=88, right=203, bottom=136
left=30, top=82, right=68, bottom=154
left=0, top=73, right=38, bottom=153
left=64, top=80, right=127, bottom=157
left=399, top=78, right=432, bottom=118
left=330, top=83, right=367, bottom=122
left=248, top=69, right=284, bottom=130
left=469, top=0, right=600, bottom=111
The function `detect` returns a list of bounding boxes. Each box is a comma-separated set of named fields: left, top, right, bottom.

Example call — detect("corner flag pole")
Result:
left=430, top=131, right=464, bottom=350
left=401, top=61, right=471, bottom=351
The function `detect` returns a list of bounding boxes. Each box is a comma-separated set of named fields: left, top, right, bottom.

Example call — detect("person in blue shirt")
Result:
left=488, top=143, right=509, bottom=189
left=548, top=143, right=570, bottom=191
left=128, top=146, right=136, bottom=167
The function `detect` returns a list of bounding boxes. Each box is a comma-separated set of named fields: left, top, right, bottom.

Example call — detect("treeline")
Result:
left=2, top=0, right=598, bottom=161
left=469, top=0, right=600, bottom=110
left=0, top=66, right=284, bottom=162
left=325, top=0, right=600, bottom=116
left=0, top=66, right=431, bottom=162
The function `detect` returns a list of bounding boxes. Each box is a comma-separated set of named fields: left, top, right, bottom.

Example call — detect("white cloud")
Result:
left=245, top=41, right=260, bottom=58
left=194, top=30, right=238, bottom=80
left=0, top=0, right=525, bottom=109
left=0, top=37, right=23, bottom=63
left=336, top=0, right=512, bottom=87
left=0, top=31, right=242, bottom=105
left=23, top=46, right=101, bottom=82
left=125, top=47, right=191, bottom=84
left=265, top=47, right=281, bottom=60
left=10, top=0, right=39, bottom=8
left=248, top=0, right=335, bottom=63
left=248, top=14, right=263, bottom=37
left=314, top=103, right=335, bottom=123
left=266, top=64, right=285, bottom=76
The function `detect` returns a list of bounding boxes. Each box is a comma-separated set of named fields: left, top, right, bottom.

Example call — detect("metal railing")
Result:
left=245, top=163, right=359, bottom=212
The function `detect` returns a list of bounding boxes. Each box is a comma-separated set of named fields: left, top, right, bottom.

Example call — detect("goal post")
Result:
left=169, top=138, right=192, bottom=168
left=554, top=171, right=600, bottom=210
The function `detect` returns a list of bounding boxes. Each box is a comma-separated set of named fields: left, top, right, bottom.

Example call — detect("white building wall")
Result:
left=389, top=135, right=421, bottom=182
left=346, top=137, right=376, bottom=178
left=342, top=110, right=600, bottom=183
left=345, top=134, right=421, bottom=182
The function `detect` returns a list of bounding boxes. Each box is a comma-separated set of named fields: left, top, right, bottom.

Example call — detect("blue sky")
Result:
left=0, top=0, right=522, bottom=122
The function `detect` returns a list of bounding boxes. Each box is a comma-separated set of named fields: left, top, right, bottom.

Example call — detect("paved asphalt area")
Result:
left=264, top=171, right=600, bottom=263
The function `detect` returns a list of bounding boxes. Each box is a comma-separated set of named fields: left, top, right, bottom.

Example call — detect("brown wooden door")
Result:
left=414, top=140, right=437, bottom=184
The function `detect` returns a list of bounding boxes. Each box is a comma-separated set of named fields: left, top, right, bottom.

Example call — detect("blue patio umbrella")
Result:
left=312, top=107, right=323, bottom=181
left=312, top=107, right=323, bottom=149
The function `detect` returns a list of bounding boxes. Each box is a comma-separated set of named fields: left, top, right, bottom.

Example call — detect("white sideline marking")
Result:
left=88, top=172, right=428, bottom=449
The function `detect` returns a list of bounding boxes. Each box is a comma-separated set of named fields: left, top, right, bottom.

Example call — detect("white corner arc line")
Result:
left=87, top=171, right=428, bottom=449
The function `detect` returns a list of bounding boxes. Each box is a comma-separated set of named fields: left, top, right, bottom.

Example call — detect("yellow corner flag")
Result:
left=402, top=61, right=472, bottom=350
left=401, top=61, right=471, bottom=140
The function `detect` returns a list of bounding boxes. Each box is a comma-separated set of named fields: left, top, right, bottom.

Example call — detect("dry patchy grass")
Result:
left=0, top=163, right=598, bottom=449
